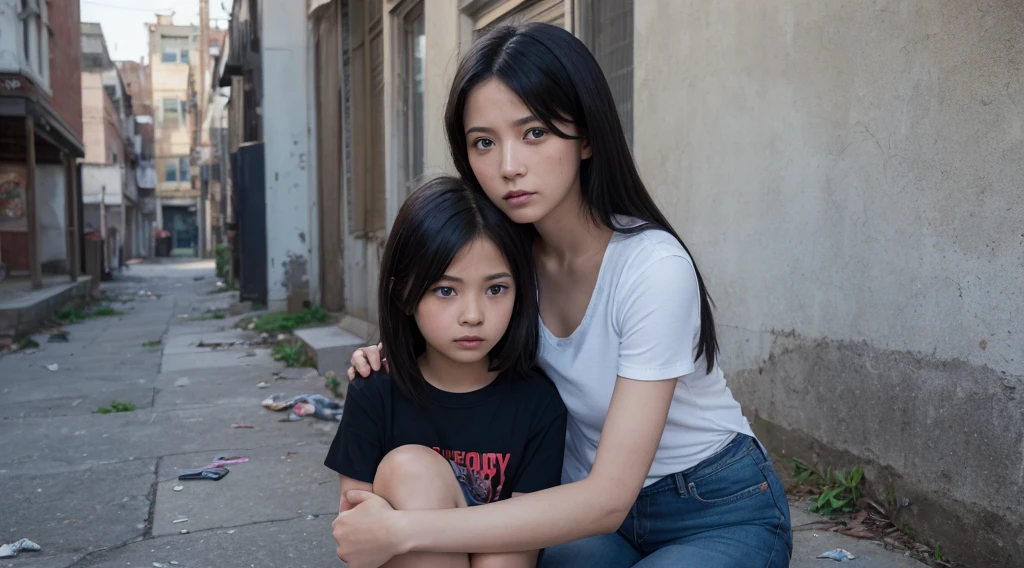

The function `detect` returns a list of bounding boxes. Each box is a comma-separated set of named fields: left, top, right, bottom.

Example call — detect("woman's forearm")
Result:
left=396, top=477, right=627, bottom=555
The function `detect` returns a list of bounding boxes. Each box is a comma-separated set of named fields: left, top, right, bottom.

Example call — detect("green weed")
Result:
left=16, top=336, right=40, bottom=349
left=95, top=400, right=136, bottom=414
left=272, top=341, right=314, bottom=367
left=253, top=305, right=331, bottom=334
left=792, top=459, right=864, bottom=515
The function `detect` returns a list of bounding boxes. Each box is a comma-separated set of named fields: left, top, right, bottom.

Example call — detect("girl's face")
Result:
left=414, top=237, right=516, bottom=367
left=463, top=78, right=592, bottom=225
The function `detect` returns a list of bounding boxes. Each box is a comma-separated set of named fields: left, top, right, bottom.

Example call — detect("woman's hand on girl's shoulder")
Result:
left=347, top=343, right=385, bottom=381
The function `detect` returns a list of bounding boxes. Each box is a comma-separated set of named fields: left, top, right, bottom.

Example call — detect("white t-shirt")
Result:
left=537, top=220, right=756, bottom=487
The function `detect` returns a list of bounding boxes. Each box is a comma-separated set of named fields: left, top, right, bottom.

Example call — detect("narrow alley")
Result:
left=0, top=259, right=341, bottom=567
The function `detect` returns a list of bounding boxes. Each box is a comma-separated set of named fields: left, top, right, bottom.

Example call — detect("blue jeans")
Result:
left=540, top=434, right=792, bottom=567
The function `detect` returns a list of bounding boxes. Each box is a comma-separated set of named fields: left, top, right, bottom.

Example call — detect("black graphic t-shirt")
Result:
left=324, top=368, right=567, bottom=503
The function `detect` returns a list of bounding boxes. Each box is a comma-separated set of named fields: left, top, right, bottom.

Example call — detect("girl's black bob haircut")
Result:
left=378, top=175, right=539, bottom=402
left=444, top=22, right=720, bottom=373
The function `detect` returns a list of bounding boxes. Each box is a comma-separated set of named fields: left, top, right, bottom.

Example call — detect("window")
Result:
left=579, top=0, right=634, bottom=147
left=18, top=0, right=49, bottom=89
left=163, top=99, right=180, bottom=125
left=398, top=2, right=425, bottom=199
left=165, top=161, right=178, bottom=182
left=161, top=36, right=188, bottom=63
left=179, top=157, right=190, bottom=182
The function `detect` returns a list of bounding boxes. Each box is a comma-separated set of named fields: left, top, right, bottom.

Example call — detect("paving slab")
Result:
left=67, top=516, right=338, bottom=568
left=0, top=458, right=155, bottom=558
left=160, top=348, right=277, bottom=374
left=151, top=444, right=337, bottom=536
left=0, top=404, right=333, bottom=476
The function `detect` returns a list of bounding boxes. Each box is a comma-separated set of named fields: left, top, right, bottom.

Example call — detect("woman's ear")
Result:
left=581, top=137, right=593, bottom=160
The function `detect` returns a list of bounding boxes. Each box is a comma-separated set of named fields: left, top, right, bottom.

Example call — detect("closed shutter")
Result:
left=580, top=0, right=633, bottom=147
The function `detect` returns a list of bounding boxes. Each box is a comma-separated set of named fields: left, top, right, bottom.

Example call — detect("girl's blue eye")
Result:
left=434, top=287, right=455, bottom=297
left=525, top=128, right=546, bottom=140
left=487, top=284, right=508, bottom=296
left=473, top=138, right=494, bottom=150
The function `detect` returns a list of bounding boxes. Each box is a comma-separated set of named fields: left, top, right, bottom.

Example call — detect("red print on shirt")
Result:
left=432, top=447, right=511, bottom=503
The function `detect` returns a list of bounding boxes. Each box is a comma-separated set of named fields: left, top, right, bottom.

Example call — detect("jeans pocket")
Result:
left=687, top=454, right=772, bottom=505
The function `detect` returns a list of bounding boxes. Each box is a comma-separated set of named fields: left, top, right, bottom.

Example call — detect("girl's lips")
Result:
left=454, top=337, right=485, bottom=349
left=503, top=191, right=534, bottom=206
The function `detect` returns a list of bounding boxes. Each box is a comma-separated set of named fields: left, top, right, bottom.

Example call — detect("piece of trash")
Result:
left=0, top=538, right=41, bottom=558
left=138, top=290, right=146, bottom=296
left=231, top=423, right=254, bottom=429
left=48, top=333, right=69, bottom=343
left=305, top=514, right=319, bottom=520
left=71, top=399, right=82, bottom=407
left=45, top=363, right=59, bottom=371
left=171, top=562, right=180, bottom=566
left=817, top=548, right=856, bottom=562
left=179, top=529, right=188, bottom=534
left=154, top=563, right=167, bottom=568
left=172, top=518, right=188, bottom=524
left=177, top=467, right=229, bottom=481
left=261, top=393, right=343, bottom=422
left=172, top=485, right=184, bottom=492
left=256, top=381, right=271, bottom=388
left=174, top=377, right=190, bottom=388
left=226, top=530, right=236, bottom=534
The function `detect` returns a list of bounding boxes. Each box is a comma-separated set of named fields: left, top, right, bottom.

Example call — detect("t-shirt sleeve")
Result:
left=511, top=386, right=567, bottom=494
left=616, top=253, right=700, bottom=381
left=323, top=374, right=387, bottom=483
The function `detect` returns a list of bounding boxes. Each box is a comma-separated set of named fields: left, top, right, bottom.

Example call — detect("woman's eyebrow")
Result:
left=465, top=115, right=539, bottom=135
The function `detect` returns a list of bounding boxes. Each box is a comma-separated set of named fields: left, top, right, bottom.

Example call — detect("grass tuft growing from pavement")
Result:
left=95, top=400, right=136, bottom=414
left=253, top=305, right=331, bottom=334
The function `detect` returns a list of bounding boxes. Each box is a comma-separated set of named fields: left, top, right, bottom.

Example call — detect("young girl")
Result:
left=324, top=176, right=567, bottom=568
left=338, top=22, right=792, bottom=568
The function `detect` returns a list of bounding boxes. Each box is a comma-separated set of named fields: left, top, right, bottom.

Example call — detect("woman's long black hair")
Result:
left=378, top=175, right=539, bottom=402
left=444, top=23, right=720, bottom=373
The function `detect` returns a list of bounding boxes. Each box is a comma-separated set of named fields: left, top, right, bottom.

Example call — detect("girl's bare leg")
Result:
left=374, top=445, right=471, bottom=568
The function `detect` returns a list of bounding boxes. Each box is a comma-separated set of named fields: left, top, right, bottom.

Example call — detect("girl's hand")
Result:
left=332, top=490, right=403, bottom=568
left=346, top=343, right=385, bottom=381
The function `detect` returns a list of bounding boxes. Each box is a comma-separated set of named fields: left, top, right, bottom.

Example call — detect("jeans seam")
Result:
left=764, top=511, right=785, bottom=567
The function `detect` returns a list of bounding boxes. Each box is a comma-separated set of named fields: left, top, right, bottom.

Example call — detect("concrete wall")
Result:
left=634, top=1, right=1023, bottom=564
left=263, top=0, right=318, bottom=310
left=82, top=165, right=124, bottom=206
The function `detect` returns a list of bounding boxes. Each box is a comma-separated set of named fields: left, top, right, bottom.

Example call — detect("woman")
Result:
left=337, top=22, right=792, bottom=568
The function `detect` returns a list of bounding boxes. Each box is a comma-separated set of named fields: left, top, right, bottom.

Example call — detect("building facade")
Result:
left=81, top=22, right=148, bottom=269
left=0, top=0, right=85, bottom=287
left=148, top=13, right=199, bottom=255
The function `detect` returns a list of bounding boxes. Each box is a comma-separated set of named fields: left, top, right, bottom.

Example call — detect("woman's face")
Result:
left=462, top=78, right=591, bottom=225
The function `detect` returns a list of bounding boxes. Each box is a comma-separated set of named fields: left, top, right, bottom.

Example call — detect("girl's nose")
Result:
left=500, top=144, right=527, bottom=180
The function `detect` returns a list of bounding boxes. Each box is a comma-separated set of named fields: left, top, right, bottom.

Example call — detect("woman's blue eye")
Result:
left=525, top=128, right=546, bottom=140
left=434, top=287, right=455, bottom=297
left=474, top=139, right=494, bottom=149
left=487, top=284, right=508, bottom=295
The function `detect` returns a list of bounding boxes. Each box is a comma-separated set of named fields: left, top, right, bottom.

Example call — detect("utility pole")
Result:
left=198, top=0, right=210, bottom=257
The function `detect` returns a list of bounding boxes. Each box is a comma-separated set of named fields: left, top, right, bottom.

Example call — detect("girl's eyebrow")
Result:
left=439, top=272, right=513, bottom=283
left=465, top=115, right=538, bottom=135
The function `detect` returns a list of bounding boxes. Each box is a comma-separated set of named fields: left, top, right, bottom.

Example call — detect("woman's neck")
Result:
left=418, top=350, right=498, bottom=394
left=532, top=184, right=613, bottom=264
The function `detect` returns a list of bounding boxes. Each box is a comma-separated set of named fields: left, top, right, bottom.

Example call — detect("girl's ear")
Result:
left=581, top=137, right=593, bottom=160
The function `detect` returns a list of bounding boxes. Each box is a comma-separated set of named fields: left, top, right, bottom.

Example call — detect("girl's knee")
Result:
left=373, top=445, right=462, bottom=509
